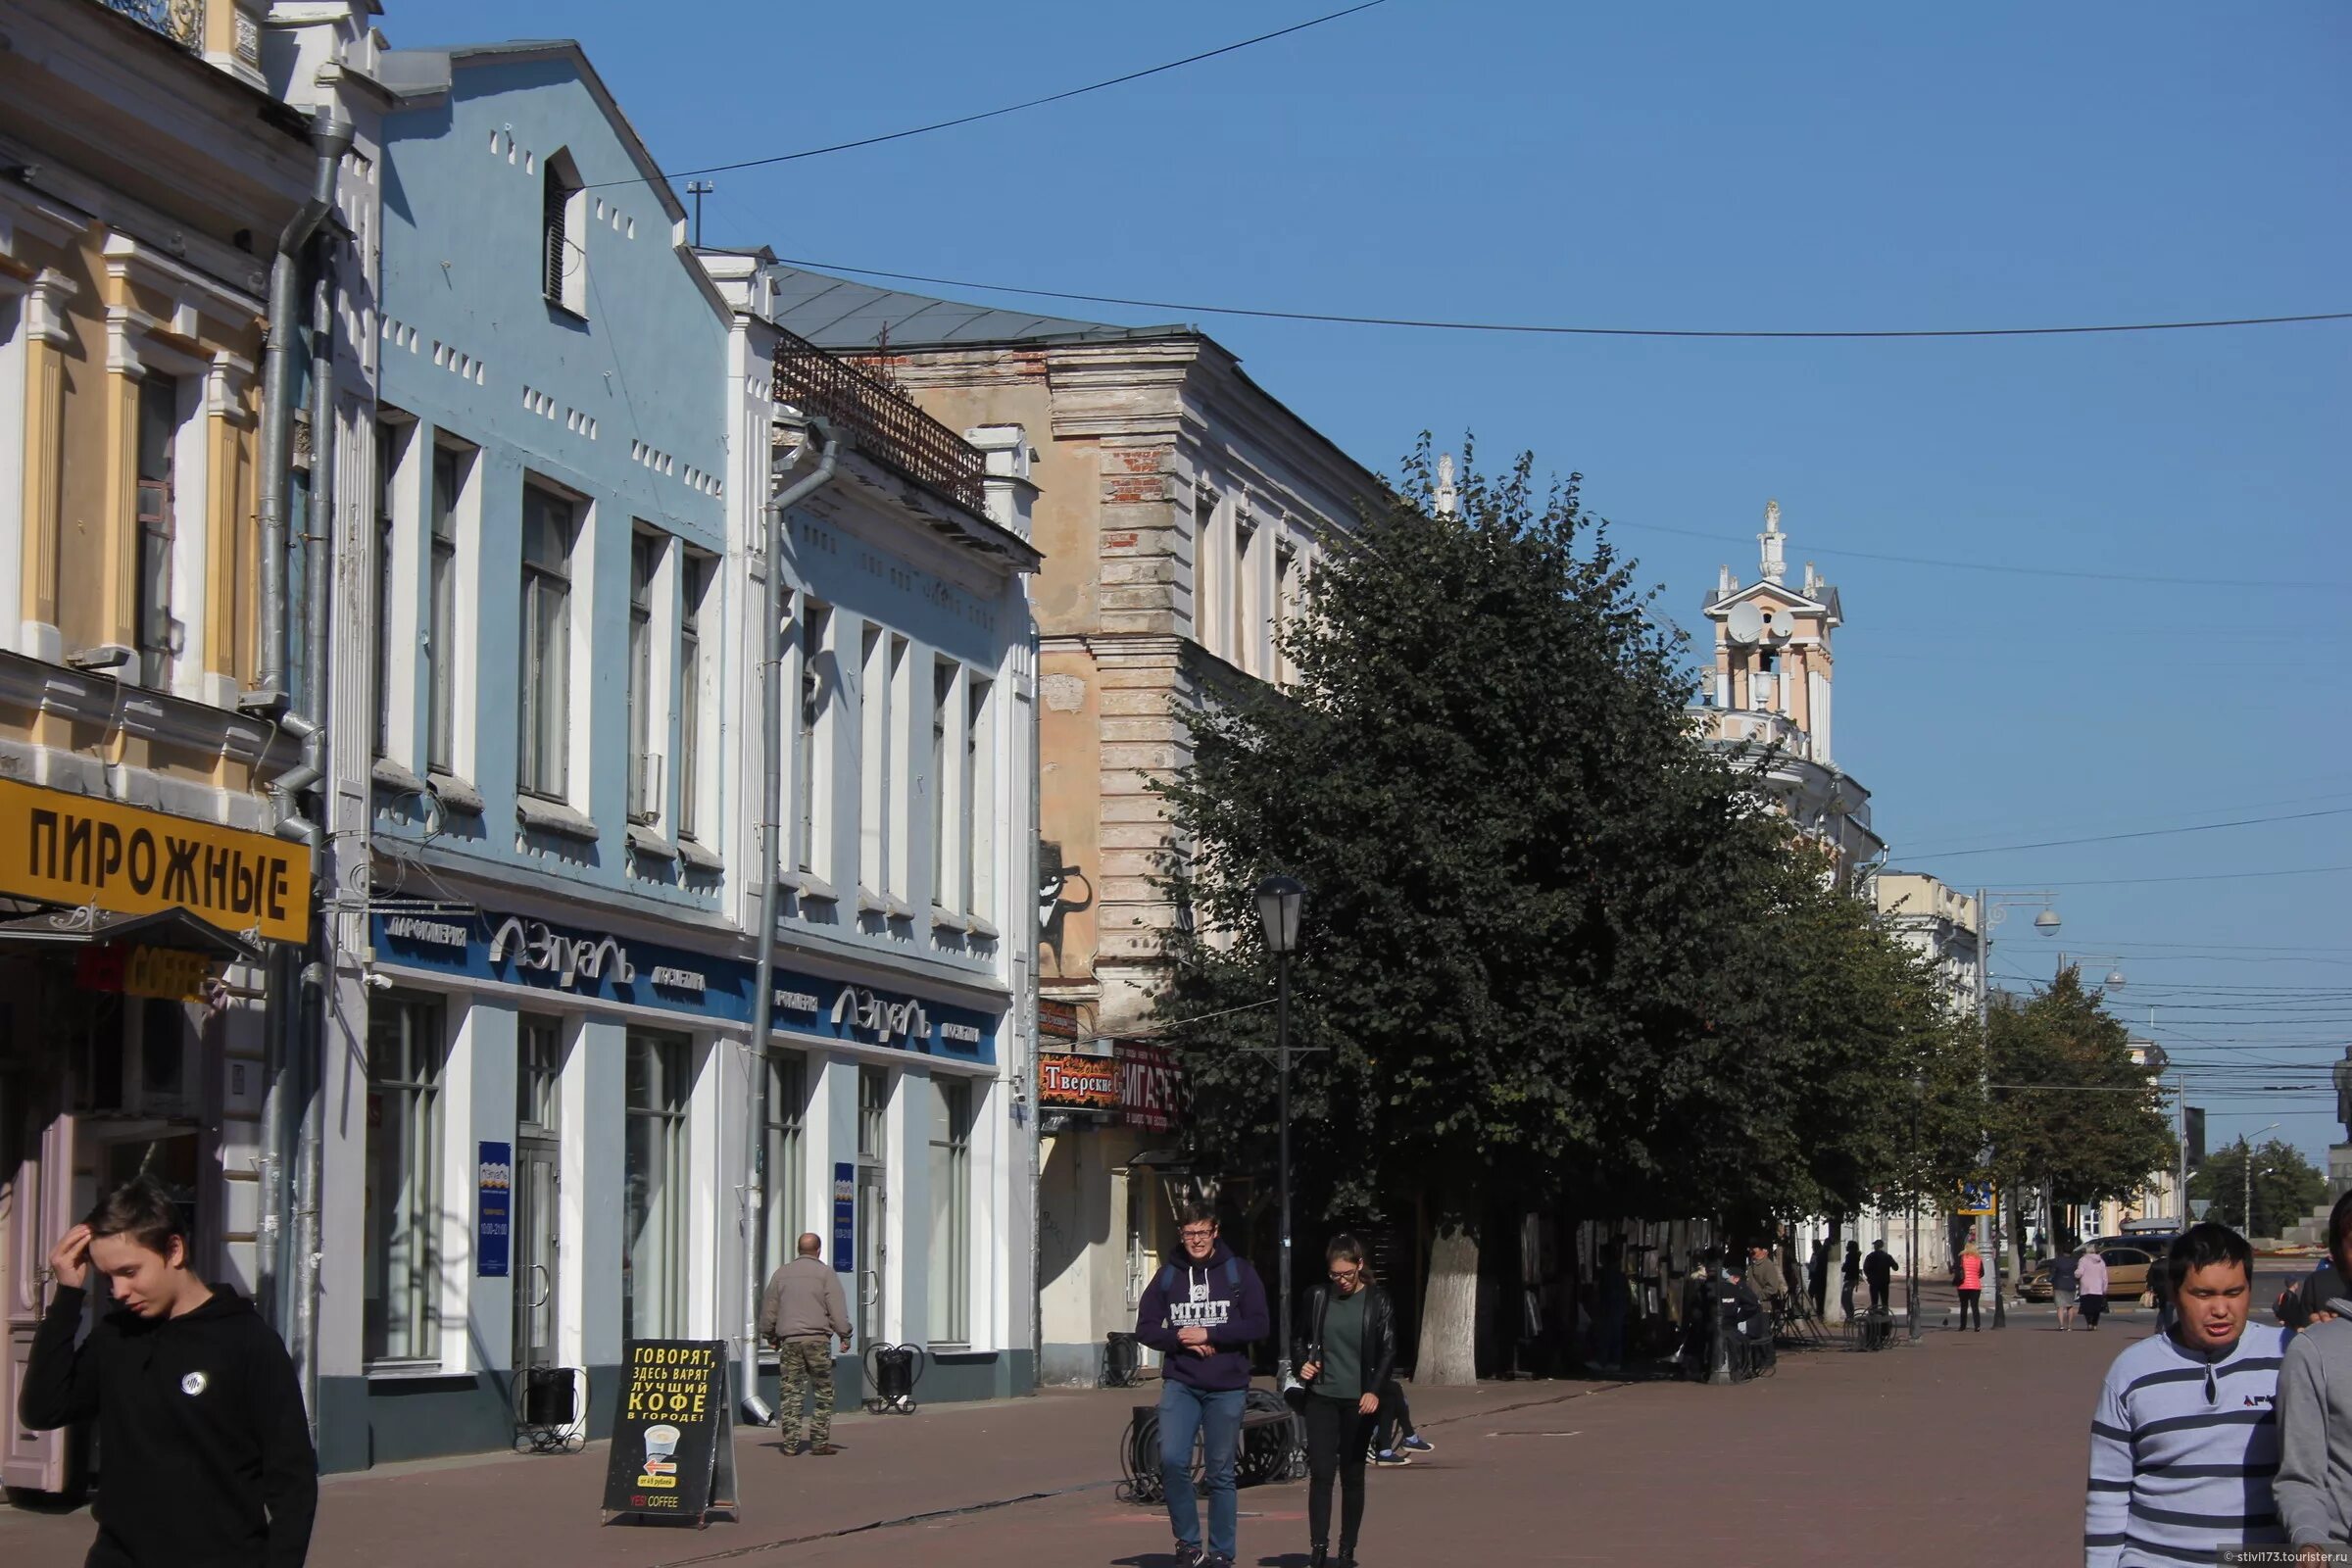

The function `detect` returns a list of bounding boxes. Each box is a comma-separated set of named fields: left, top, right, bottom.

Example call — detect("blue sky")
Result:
left=390, top=2, right=2350, bottom=1165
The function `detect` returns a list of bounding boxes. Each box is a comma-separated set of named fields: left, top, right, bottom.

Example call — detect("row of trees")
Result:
left=1149, top=442, right=2175, bottom=1381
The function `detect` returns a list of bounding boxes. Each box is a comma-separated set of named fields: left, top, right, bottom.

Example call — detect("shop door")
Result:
left=512, top=1138, right=561, bottom=1370
left=856, top=1166, right=886, bottom=1346
left=2, top=1093, right=77, bottom=1494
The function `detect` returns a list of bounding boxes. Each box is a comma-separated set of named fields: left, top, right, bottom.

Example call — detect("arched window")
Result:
left=541, top=150, right=588, bottom=316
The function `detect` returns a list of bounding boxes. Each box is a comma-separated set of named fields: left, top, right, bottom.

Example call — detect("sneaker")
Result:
left=1400, top=1434, right=1434, bottom=1452
left=1371, top=1448, right=1411, bottom=1466
left=809, top=1443, right=839, bottom=1456
left=1173, top=1545, right=1204, bottom=1568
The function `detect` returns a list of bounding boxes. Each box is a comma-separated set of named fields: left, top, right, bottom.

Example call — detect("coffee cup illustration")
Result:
left=638, top=1423, right=682, bottom=1488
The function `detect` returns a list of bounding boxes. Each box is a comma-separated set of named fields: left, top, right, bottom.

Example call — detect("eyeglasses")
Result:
left=1328, top=1268, right=1361, bottom=1282
left=1180, top=1229, right=1217, bottom=1243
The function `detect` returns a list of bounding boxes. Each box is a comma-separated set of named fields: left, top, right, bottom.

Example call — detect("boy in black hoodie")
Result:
left=20, top=1176, right=318, bottom=1567
left=1134, top=1200, right=1269, bottom=1568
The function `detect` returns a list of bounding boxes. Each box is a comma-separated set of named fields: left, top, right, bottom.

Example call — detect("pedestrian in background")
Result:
left=1958, top=1242, right=1985, bottom=1331
left=20, top=1177, right=318, bottom=1568
left=1135, top=1202, right=1268, bottom=1568
left=1841, top=1240, right=1863, bottom=1318
left=2085, top=1224, right=2288, bottom=1566
left=1592, top=1242, right=1630, bottom=1373
left=2276, top=1191, right=2352, bottom=1553
left=1863, top=1239, right=1895, bottom=1314
left=1808, top=1240, right=1831, bottom=1320
left=1745, top=1241, right=1788, bottom=1323
left=1369, top=1375, right=1433, bottom=1466
left=2051, top=1247, right=2082, bottom=1332
left=2079, top=1248, right=2111, bottom=1330
left=1297, top=1235, right=1396, bottom=1568
left=760, top=1231, right=853, bottom=1455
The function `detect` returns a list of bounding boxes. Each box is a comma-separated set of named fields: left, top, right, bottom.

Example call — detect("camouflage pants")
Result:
left=776, top=1338, right=836, bottom=1445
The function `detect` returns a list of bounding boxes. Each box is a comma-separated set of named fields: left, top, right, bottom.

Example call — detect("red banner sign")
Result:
left=1117, top=1040, right=1185, bottom=1133
left=1037, top=1052, right=1120, bottom=1112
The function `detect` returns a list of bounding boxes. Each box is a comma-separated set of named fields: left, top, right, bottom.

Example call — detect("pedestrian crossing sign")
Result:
left=1956, top=1180, right=1995, bottom=1217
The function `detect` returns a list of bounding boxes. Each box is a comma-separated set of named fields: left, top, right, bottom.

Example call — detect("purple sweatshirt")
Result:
left=1134, top=1242, right=1270, bottom=1391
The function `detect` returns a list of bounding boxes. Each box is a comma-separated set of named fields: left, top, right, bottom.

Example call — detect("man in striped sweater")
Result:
left=2085, top=1223, right=2289, bottom=1567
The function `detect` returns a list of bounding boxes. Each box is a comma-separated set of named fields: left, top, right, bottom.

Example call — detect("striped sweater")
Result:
left=2086, top=1322, right=2290, bottom=1567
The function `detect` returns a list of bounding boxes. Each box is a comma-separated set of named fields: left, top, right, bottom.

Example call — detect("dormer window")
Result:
left=542, top=151, right=588, bottom=317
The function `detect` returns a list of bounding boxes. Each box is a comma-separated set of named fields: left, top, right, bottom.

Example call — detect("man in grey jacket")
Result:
left=760, top=1233, right=854, bottom=1454
left=2276, top=1191, right=2352, bottom=1550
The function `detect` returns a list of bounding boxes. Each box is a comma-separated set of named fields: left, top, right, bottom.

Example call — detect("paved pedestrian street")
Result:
left=0, top=1296, right=2158, bottom=1567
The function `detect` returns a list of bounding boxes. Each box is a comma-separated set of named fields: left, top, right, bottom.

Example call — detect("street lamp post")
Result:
left=1255, top=875, right=1305, bottom=1387
left=1909, top=1068, right=1923, bottom=1340
left=1978, top=889, right=2062, bottom=1330
left=2242, top=1123, right=2280, bottom=1237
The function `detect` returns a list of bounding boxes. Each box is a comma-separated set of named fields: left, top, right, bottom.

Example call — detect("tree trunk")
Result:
left=1823, top=1213, right=1846, bottom=1325
left=1417, top=1216, right=1481, bottom=1386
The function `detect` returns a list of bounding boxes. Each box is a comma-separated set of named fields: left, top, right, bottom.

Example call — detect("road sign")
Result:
left=2190, top=1199, right=2214, bottom=1221
left=1956, top=1180, right=1996, bottom=1217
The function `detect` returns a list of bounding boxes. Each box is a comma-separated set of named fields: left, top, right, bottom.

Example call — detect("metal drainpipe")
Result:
left=255, top=107, right=352, bottom=1333
left=287, top=223, right=340, bottom=1435
left=743, top=419, right=837, bottom=1419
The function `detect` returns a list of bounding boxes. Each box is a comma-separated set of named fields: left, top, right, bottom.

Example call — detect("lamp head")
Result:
left=1254, top=874, right=1305, bottom=956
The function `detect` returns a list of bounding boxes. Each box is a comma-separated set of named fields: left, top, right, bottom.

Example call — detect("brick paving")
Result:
left=0, top=1290, right=2226, bottom=1567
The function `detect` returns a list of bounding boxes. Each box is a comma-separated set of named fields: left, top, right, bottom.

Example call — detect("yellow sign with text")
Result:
left=0, top=777, right=310, bottom=944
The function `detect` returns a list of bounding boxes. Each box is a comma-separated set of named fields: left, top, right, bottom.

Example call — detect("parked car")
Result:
left=2020, top=1242, right=2162, bottom=1302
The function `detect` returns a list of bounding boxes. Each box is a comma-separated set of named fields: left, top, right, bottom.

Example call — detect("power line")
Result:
left=1622, top=514, right=2348, bottom=591
left=772, top=255, right=2352, bottom=346
left=585, top=1, right=1391, bottom=190
left=2030, top=864, right=2352, bottom=889
left=1907, top=806, right=2352, bottom=860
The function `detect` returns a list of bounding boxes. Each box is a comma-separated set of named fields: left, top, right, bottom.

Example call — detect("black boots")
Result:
left=1310, top=1545, right=1328, bottom=1568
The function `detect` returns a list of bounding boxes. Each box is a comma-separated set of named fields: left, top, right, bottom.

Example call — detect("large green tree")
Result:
left=1987, top=968, right=2178, bottom=1242
left=1151, top=442, right=1978, bottom=1379
left=2189, top=1137, right=2327, bottom=1239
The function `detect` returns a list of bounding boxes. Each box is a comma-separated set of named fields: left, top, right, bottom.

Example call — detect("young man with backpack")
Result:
left=1134, top=1201, right=1269, bottom=1568
left=20, top=1176, right=318, bottom=1567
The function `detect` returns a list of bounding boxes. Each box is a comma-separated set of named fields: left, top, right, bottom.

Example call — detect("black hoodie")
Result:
left=19, top=1281, right=318, bottom=1568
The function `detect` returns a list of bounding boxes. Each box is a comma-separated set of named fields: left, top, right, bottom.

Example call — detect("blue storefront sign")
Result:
left=832, top=1163, right=856, bottom=1273
left=477, top=1141, right=512, bottom=1278
left=369, top=909, right=999, bottom=1063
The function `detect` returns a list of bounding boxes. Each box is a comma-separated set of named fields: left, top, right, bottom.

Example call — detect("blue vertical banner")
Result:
left=478, top=1141, right=513, bottom=1278
left=832, top=1162, right=856, bottom=1273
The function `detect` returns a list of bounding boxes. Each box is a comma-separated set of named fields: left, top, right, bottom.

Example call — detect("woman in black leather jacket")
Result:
left=1296, top=1234, right=1397, bottom=1568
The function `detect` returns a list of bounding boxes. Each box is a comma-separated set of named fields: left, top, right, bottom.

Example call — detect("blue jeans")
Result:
left=1157, top=1380, right=1245, bottom=1559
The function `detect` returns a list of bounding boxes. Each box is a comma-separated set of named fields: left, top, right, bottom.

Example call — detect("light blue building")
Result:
left=318, top=37, right=737, bottom=1471
left=314, top=40, right=1041, bottom=1473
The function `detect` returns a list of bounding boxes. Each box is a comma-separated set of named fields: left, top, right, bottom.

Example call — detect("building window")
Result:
left=793, top=602, right=831, bottom=877
left=760, top=1053, right=807, bottom=1289
left=886, top=634, right=911, bottom=895
left=372, top=419, right=406, bottom=759
left=426, top=444, right=466, bottom=776
left=541, top=151, right=587, bottom=317
left=518, top=483, right=576, bottom=800
left=1274, top=546, right=1298, bottom=688
left=365, top=996, right=445, bottom=1364
left=678, top=551, right=711, bottom=842
left=1232, top=518, right=1254, bottom=674
left=858, top=626, right=889, bottom=892
left=927, top=1078, right=973, bottom=1345
left=858, top=1064, right=889, bottom=1160
left=627, top=529, right=662, bottom=824
left=963, top=676, right=994, bottom=919
left=1193, top=487, right=1218, bottom=660
left=517, top=1013, right=564, bottom=1136
left=623, top=1031, right=692, bottom=1344
left=134, top=373, right=180, bottom=689
left=930, top=661, right=956, bottom=904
